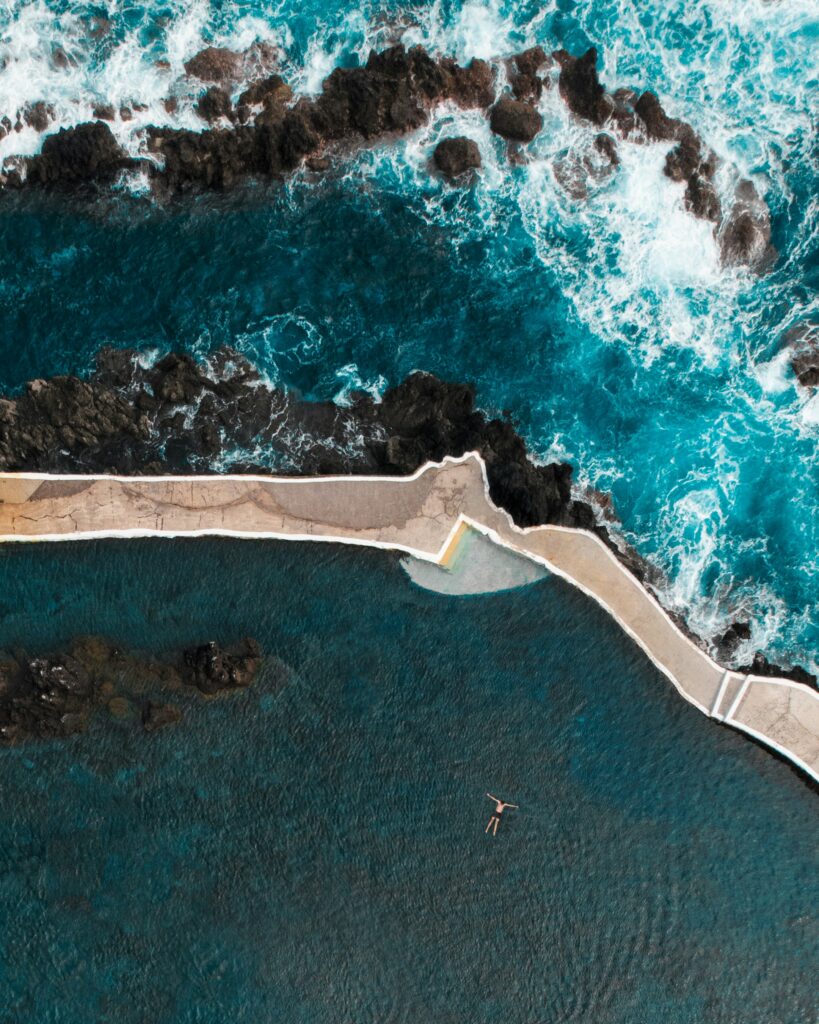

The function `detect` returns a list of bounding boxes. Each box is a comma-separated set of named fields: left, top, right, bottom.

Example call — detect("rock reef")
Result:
left=0, top=40, right=771, bottom=267
left=554, top=47, right=772, bottom=269
left=0, top=635, right=263, bottom=744
left=0, top=347, right=595, bottom=534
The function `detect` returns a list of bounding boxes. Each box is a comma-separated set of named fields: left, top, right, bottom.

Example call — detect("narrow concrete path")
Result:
left=1, top=453, right=817, bottom=782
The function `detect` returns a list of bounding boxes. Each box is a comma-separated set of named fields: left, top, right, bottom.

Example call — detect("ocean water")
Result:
left=0, top=0, right=817, bottom=672
left=0, top=538, right=816, bottom=1022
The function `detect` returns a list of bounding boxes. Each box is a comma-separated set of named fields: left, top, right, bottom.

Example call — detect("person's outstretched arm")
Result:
left=487, top=793, right=498, bottom=802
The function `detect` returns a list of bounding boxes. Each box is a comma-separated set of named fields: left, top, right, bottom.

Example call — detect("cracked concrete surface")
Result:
left=1, top=452, right=817, bottom=783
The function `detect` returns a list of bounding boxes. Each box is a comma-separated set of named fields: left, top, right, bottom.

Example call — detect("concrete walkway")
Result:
left=1, top=453, right=817, bottom=782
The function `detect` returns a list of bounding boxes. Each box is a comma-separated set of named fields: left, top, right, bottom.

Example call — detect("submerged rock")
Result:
left=142, top=701, right=183, bottom=732
left=0, top=634, right=263, bottom=745
left=182, top=638, right=262, bottom=695
left=433, top=136, right=481, bottom=179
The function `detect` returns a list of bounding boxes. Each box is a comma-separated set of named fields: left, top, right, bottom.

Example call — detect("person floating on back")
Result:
left=485, top=793, right=518, bottom=835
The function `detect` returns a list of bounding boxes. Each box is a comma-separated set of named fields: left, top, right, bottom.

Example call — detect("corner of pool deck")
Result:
left=1, top=452, right=817, bottom=784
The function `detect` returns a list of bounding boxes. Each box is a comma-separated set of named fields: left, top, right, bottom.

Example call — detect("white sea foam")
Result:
left=332, top=364, right=387, bottom=406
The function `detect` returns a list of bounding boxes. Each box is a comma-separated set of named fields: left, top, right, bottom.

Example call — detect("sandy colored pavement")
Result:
left=1, top=453, right=817, bottom=783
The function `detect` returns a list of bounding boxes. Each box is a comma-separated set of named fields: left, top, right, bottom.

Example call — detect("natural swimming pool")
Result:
left=0, top=538, right=815, bottom=1022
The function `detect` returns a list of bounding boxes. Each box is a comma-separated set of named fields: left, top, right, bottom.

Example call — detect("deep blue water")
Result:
left=0, top=539, right=816, bottom=1022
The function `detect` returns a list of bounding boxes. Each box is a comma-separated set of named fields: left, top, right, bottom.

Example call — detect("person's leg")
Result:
left=485, top=817, right=494, bottom=833
left=492, top=817, right=500, bottom=835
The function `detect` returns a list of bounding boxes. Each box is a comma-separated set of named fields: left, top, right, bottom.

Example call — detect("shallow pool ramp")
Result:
left=401, top=525, right=549, bottom=596
left=0, top=453, right=817, bottom=783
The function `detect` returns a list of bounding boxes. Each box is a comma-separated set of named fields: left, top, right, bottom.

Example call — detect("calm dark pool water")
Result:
left=0, top=539, right=815, bottom=1023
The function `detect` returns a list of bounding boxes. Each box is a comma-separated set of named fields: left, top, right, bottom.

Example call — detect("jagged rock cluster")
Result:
left=553, top=48, right=773, bottom=269
left=0, top=39, right=771, bottom=268
left=0, top=347, right=596, bottom=534
left=0, top=635, right=263, bottom=744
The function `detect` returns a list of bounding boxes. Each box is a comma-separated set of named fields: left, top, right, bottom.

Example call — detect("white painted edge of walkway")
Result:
left=2, top=451, right=817, bottom=783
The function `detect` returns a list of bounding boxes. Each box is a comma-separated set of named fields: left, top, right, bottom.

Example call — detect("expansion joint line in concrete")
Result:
left=711, top=670, right=733, bottom=721
left=723, top=675, right=752, bottom=724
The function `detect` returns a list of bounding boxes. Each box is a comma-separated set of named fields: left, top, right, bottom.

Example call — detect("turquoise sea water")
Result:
left=0, top=539, right=816, bottom=1022
left=0, top=0, right=817, bottom=670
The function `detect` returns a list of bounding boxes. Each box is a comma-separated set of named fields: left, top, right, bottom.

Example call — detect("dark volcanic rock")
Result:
left=92, top=103, right=116, bottom=121
left=0, top=654, right=93, bottom=741
left=790, top=332, right=819, bottom=388
left=182, top=638, right=262, bottom=695
left=23, top=101, right=54, bottom=132
left=24, top=121, right=133, bottom=186
left=550, top=49, right=774, bottom=261
left=433, top=136, right=481, bottom=179
left=160, top=45, right=493, bottom=188
left=507, top=46, right=549, bottom=101
left=719, top=179, right=773, bottom=269
left=148, top=124, right=262, bottom=191
left=664, top=132, right=720, bottom=223
left=0, top=634, right=263, bottom=745
left=685, top=171, right=721, bottom=223
left=553, top=54, right=726, bottom=225
left=196, top=85, right=235, bottom=123
left=633, top=91, right=687, bottom=141
left=738, top=651, right=817, bottom=690
left=594, top=132, right=619, bottom=166
left=238, top=74, right=291, bottom=108
left=715, top=620, right=752, bottom=659
left=0, top=347, right=594, bottom=534
left=184, top=46, right=243, bottom=83
left=1, top=37, right=772, bottom=268
left=440, top=57, right=496, bottom=109
left=11, top=45, right=495, bottom=194
left=237, top=74, right=293, bottom=125
left=556, top=47, right=609, bottom=126
left=0, top=371, right=148, bottom=468
left=489, top=95, right=543, bottom=142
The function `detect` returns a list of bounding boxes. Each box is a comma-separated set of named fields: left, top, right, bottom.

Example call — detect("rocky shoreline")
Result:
left=0, top=41, right=771, bottom=269
left=0, top=346, right=814, bottom=690
left=0, top=635, right=264, bottom=745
